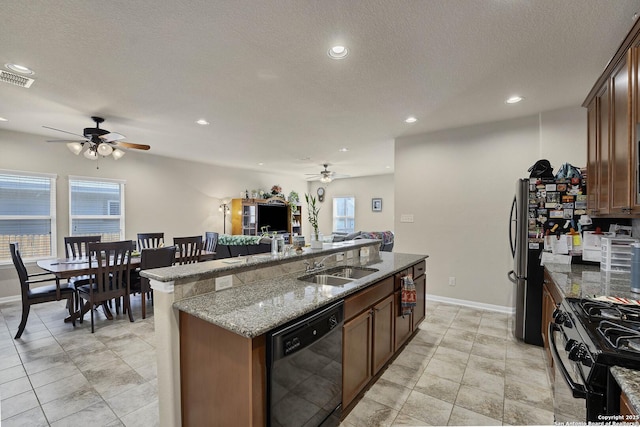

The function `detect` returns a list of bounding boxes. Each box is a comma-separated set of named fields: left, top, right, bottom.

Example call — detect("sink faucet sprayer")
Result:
left=304, top=253, right=337, bottom=273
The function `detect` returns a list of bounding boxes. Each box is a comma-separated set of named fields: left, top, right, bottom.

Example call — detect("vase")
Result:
left=311, top=233, right=323, bottom=249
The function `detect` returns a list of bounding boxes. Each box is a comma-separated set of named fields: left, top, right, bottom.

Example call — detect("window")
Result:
left=333, top=197, right=355, bottom=233
left=0, top=170, right=57, bottom=263
left=69, top=176, right=125, bottom=242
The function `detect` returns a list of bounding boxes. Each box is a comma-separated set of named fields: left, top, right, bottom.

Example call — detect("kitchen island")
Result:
left=543, top=263, right=640, bottom=418
left=141, top=239, right=427, bottom=427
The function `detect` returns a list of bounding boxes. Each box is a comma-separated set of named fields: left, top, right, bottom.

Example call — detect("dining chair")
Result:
left=129, top=246, right=176, bottom=319
left=10, top=242, right=75, bottom=339
left=77, top=240, right=134, bottom=333
left=173, top=236, right=203, bottom=265
left=64, top=235, right=102, bottom=310
left=204, top=231, right=218, bottom=253
left=137, top=232, right=165, bottom=250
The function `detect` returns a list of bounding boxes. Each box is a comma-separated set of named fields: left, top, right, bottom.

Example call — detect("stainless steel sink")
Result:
left=298, top=274, right=353, bottom=286
left=323, top=266, right=379, bottom=279
left=298, top=266, right=379, bottom=286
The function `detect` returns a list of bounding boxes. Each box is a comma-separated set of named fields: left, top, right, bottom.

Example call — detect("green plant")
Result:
left=305, top=193, right=320, bottom=239
left=288, top=190, right=299, bottom=203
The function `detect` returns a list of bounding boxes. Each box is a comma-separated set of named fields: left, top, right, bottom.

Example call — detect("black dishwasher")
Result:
left=267, top=300, right=344, bottom=427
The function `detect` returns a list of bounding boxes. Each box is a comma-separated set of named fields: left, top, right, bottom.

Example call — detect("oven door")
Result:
left=549, top=323, right=588, bottom=423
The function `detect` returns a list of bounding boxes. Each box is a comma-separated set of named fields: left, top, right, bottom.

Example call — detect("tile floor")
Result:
left=0, top=298, right=554, bottom=426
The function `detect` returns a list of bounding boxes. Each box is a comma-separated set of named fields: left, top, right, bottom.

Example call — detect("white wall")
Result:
left=394, top=106, right=586, bottom=309
left=0, top=128, right=309, bottom=299
left=307, top=174, right=394, bottom=236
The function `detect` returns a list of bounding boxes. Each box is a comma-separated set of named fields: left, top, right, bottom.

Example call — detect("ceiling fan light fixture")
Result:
left=66, top=142, right=83, bottom=155
left=112, top=148, right=125, bottom=160
left=83, top=148, right=98, bottom=160
left=320, top=175, right=332, bottom=184
left=97, top=142, right=113, bottom=156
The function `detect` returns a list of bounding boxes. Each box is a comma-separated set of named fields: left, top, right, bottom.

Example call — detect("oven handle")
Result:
left=549, top=322, right=587, bottom=399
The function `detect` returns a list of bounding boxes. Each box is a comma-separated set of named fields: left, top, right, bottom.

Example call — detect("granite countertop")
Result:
left=173, top=252, right=426, bottom=338
left=543, top=262, right=640, bottom=300
left=611, top=366, right=640, bottom=414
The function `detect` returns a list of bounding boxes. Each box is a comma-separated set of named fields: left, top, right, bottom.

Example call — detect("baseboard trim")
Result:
left=426, top=294, right=515, bottom=314
left=0, top=295, right=21, bottom=305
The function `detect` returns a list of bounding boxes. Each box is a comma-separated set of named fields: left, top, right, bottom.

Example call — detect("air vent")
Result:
left=0, top=70, right=34, bottom=88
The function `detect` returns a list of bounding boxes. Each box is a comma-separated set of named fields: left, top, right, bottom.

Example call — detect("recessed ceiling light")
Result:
left=505, top=96, right=524, bottom=104
left=5, top=63, right=34, bottom=75
left=328, top=45, right=349, bottom=60
left=339, top=147, right=349, bottom=152
left=258, top=162, right=264, bottom=166
left=405, top=116, right=417, bottom=123
left=195, top=119, right=210, bottom=125
left=385, top=166, right=391, bottom=169
left=0, top=117, right=7, bottom=122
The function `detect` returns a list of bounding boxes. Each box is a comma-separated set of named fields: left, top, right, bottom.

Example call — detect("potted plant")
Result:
left=305, top=193, right=322, bottom=248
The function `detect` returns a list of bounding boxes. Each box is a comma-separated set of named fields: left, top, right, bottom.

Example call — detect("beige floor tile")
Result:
left=343, top=396, right=398, bottom=427
left=424, top=357, right=466, bottom=383
left=1, top=389, right=40, bottom=420
left=466, top=354, right=505, bottom=377
left=448, top=405, right=502, bottom=426
left=49, top=400, right=118, bottom=426
left=454, top=384, right=504, bottom=421
left=1, top=406, right=49, bottom=427
left=392, top=412, right=431, bottom=426
left=413, top=370, right=460, bottom=404
left=503, top=398, right=554, bottom=425
left=380, top=363, right=424, bottom=389
left=461, top=367, right=504, bottom=398
left=398, top=390, right=453, bottom=426
left=504, top=377, right=553, bottom=410
left=364, top=378, right=412, bottom=411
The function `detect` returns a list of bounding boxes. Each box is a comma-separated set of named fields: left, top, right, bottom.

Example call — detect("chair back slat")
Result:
left=65, top=236, right=102, bottom=258
left=140, top=246, right=176, bottom=290
left=137, top=233, right=165, bottom=250
left=88, top=241, right=133, bottom=298
left=9, top=243, right=29, bottom=298
left=204, top=232, right=218, bottom=252
left=173, top=236, right=203, bottom=265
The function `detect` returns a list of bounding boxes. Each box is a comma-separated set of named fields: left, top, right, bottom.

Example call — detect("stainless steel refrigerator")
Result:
left=508, top=177, right=588, bottom=346
left=509, top=179, right=543, bottom=346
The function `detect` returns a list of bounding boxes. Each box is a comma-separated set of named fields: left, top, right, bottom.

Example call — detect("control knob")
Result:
left=565, top=339, right=578, bottom=352
left=568, top=342, right=592, bottom=366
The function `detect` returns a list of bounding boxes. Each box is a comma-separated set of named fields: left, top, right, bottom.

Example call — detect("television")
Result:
left=257, top=204, right=288, bottom=233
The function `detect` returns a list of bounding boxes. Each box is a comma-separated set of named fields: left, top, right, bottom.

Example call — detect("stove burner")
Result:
left=579, top=299, right=640, bottom=323
left=597, top=320, right=640, bottom=353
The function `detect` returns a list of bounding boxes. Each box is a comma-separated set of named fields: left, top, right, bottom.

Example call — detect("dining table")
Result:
left=37, top=249, right=216, bottom=323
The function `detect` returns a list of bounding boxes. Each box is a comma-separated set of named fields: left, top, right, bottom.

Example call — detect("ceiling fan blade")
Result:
left=42, top=126, right=85, bottom=138
left=100, top=132, right=126, bottom=142
left=114, top=141, right=151, bottom=150
left=46, top=139, right=87, bottom=143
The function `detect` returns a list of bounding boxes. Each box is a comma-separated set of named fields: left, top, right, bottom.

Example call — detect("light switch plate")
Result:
left=400, top=214, right=414, bottom=223
left=215, top=275, right=233, bottom=291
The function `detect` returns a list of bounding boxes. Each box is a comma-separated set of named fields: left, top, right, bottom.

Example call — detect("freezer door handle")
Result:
left=509, top=196, right=517, bottom=257
left=507, top=270, right=517, bottom=284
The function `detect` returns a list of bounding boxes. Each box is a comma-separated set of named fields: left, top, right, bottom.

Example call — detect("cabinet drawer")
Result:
left=394, top=269, right=411, bottom=291
left=345, top=277, right=394, bottom=321
left=413, top=261, right=426, bottom=279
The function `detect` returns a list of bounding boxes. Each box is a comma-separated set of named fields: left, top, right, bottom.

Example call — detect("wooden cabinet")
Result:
left=621, top=390, right=638, bottom=417
left=343, top=308, right=373, bottom=406
left=412, top=274, right=426, bottom=330
left=541, top=269, right=562, bottom=380
left=393, top=261, right=427, bottom=351
left=584, top=20, right=640, bottom=217
left=372, top=294, right=394, bottom=374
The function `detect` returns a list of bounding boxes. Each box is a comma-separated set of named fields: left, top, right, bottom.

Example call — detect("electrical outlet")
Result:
left=336, top=252, right=344, bottom=262
left=215, top=275, right=233, bottom=291
left=400, top=214, right=414, bottom=223
left=448, top=277, right=456, bottom=286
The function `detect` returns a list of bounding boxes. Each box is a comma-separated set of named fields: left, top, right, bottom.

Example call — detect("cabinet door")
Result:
left=343, top=309, right=372, bottom=407
left=394, top=290, right=413, bottom=352
left=587, top=99, right=600, bottom=214
left=412, top=274, right=426, bottom=330
left=372, top=294, right=394, bottom=375
left=632, top=47, right=640, bottom=213
left=597, top=83, right=611, bottom=215
left=610, top=52, right=633, bottom=214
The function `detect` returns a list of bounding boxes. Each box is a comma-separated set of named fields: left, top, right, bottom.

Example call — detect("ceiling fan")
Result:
left=305, top=163, right=349, bottom=183
left=43, top=116, right=150, bottom=161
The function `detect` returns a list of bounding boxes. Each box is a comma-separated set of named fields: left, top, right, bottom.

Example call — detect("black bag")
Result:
left=528, top=159, right=553, bottom=178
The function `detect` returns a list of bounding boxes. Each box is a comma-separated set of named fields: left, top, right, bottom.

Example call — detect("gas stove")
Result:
left=551, top=297, right=640, bottom=423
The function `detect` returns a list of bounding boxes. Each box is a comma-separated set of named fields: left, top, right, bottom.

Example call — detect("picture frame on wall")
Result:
left=372, top=198, right=382, bottom=212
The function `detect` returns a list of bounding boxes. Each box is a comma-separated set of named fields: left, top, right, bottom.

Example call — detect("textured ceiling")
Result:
left=1, top=0, right=639, bottom=179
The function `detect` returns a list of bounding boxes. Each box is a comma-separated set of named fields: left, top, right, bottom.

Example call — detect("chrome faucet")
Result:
left=304, top=254, right=336, bottom=272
